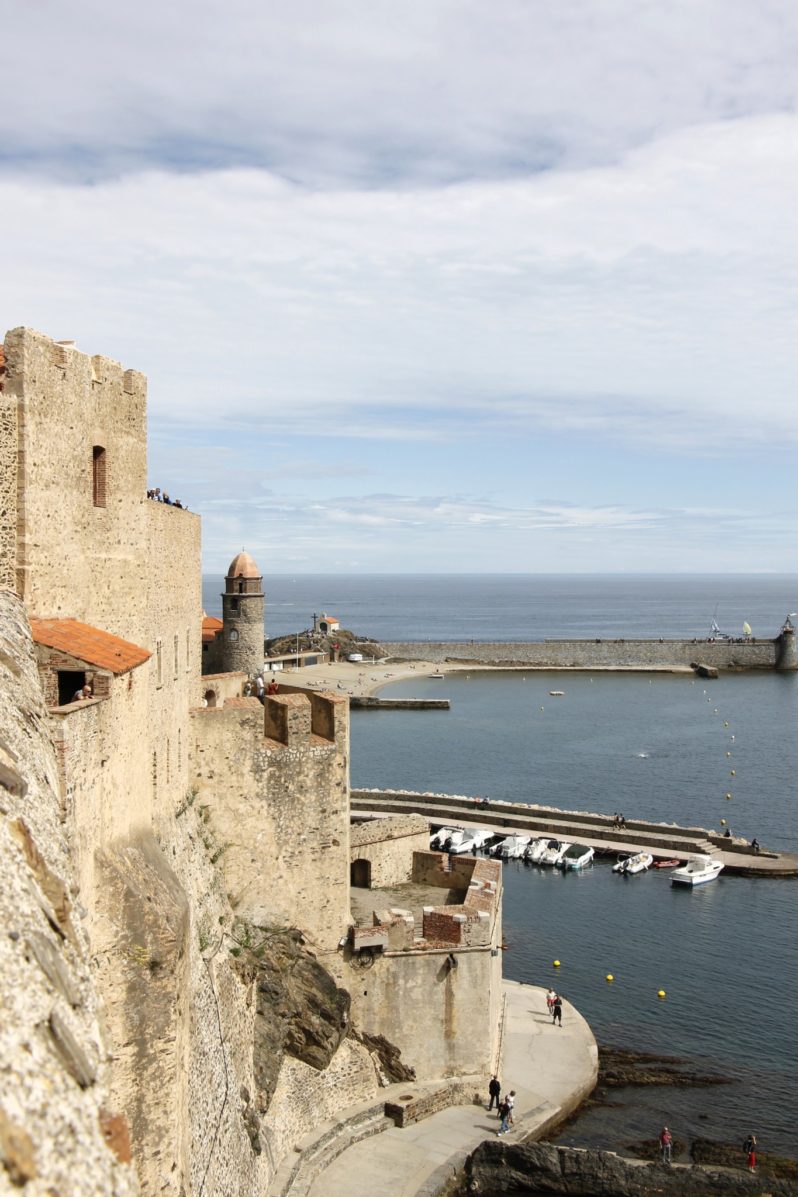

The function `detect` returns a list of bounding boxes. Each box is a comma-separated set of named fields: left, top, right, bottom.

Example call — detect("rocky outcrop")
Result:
left=233, top=927, right=351, bottom=1106
left=461, top=1142, right=798, bottom=1195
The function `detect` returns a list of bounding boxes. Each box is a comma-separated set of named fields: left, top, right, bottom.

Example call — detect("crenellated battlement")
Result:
left=264, top=690, right=348, bottom=748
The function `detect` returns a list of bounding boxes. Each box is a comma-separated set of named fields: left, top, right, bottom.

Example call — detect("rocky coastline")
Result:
left=457, top=1142, right=798, bottom=1196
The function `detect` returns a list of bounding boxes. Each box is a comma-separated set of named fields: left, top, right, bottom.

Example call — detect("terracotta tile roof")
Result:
left=202, top=615, right=223, bottom=643
left=30, top=619, right=151, bottom=674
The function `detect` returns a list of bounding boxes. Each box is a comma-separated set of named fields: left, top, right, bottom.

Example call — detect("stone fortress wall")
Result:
left=0, top=327, right=506, bottom=1194
left=383, top=638, right=780, bottom=669
left=347, top=850, right=503, bottom=1081
left=0, top=591, right=139, bottom=1195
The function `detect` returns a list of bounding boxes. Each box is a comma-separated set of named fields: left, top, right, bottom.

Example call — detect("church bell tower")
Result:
left=220, top=550, right=265, bottom=676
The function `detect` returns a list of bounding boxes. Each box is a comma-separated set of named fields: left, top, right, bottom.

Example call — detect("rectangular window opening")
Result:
left=92, top=445, right=107, bottom=507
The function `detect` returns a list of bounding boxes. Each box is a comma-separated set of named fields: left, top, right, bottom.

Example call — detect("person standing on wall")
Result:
left=487, top=1074, right=501, bottom=1113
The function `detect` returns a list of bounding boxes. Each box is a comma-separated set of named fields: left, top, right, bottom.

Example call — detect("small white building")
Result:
left=315, top=612, right=340, bottom=635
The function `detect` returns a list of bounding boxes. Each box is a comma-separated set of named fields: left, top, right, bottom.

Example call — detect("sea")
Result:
left=204, top=573, right=798, bottom=1156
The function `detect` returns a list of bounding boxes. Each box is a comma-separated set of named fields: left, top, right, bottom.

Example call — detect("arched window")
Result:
left=92, top=446, right=107, bottom=507
left=229, top=629, right=239, bottom=642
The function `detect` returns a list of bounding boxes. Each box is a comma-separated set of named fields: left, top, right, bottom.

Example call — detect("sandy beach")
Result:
left=274, top=657, right=463, bottom=697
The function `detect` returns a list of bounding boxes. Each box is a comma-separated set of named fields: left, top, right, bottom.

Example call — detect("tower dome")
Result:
left=227, top=550, right=260, bottom=580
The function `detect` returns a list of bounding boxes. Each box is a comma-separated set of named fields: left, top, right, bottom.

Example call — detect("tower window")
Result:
left=229, top=629, right=239, bottom=642
left=92, top=446, right=107, bottom=507
left=230, top=598, right=239, bottom=613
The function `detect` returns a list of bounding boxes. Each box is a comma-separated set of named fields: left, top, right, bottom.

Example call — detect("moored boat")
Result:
left=524, top=837, right=549, bottom=862
left=538, top=838, right=572, bottom=866
left=671, top=854, right=724, bottom=887
left=625, top=852, right=653, bottom=874
left=559, top=843, right=594, bottom=870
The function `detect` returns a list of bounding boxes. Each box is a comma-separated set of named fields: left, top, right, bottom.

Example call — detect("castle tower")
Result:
left=220, top=550, right=265, bottom=676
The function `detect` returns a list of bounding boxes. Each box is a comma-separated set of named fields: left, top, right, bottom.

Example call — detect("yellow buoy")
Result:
left=720, top=819, right=727, bottom=826
left=725, top=792, right=732, bottom=800
left=658, top=989, right=666, bottom=999
left=726, top=752, right=732, bottom=757
left=724, top=721, right=729, bottom=727
left=540, top=706, right=545, bottom=711
left=553, top=959, right=561, bottom=968
left=606, top=974, right=614, bottom=982
left=730, top=770, right=736, bottom=776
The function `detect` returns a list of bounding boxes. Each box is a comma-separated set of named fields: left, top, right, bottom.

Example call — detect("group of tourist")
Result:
left=146, top=487, right=188, bottom=509
left=243, top=674, right=280, bottom=703
left=487, top=1076, right=516, bottom=1136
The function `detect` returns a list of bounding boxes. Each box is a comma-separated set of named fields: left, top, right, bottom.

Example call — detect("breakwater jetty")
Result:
left=382, top=626, right=798, bottom=672
left=351, top=789, right=798, bottom=876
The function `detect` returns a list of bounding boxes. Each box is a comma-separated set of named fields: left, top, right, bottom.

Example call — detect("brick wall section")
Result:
left=383, top=638, right=777, bottom=669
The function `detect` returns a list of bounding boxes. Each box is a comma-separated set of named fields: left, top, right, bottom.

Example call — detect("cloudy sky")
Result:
left=3, top=0, right=797, bottom=573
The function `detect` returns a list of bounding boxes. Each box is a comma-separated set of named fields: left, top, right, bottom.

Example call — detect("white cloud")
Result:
left=2, top=112, right=796, bottom=450
left=5, top=1, right=798, bottom=185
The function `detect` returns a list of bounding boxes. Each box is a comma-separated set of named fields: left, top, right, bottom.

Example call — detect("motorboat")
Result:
left=549, top=690, right=565, bottom=696
left=450, top=829, right=493, bottom=855
left=671, top=855, right=724, bottom=887
left=442, top=829, right=467, bottom=852
left=524, top=837, right=549, bottom=863
left=559, top=843, right=595, bottom=870
left=430, top=827, right=458, bottom=850
left=613, top=852, right=653, bottom=875
left=538, top=838, right=572, bottom=866
left=503, top=835, right=532, bottom=859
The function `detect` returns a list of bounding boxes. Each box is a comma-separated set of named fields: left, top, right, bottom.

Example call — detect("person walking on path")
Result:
left=659, top=1126, right=673, bottom=1164
left=743, top=1134, right=757, bottom=1172
left=552, top=994, right=563, bottom=1026
left=487, top=1075, right=501, bottom=1113
left=496, top=1096, right=511, bottom=1136
left=546, top=987, right=557, bottom=1015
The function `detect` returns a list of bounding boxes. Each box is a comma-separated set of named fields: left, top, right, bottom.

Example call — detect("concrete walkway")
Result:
left=305, top=981, right=597, bottom=1197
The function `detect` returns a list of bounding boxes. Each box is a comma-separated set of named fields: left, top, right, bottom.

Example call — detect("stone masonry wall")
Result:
left=350, top=814, right=430, bottom=888
left=189, top=692, right=352, bottom=951
left=0, top=381, right=16, bottom=592
left=346, top=850, right=503, bottom=1081
left=383, top=639, right=777, bottom=670
left=4, top=328, right=149, bottom=635
left=0, top=590, right=139, bottom=1194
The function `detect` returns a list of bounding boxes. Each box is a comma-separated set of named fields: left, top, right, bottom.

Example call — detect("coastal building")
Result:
left=0, top=326, right=504, bottom=1195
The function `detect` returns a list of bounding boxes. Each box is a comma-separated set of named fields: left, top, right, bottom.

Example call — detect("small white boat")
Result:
left=624, top=852, right=653, bottom=874
left=449, top=829, right=493, bottom=855
left=613, top=852, right=653, bottom=875
left=560, top=843, right=595, bottom=870
left=430, top=672, right=445, bottom=679
left=549, top=690, right=565, bottom=696
left=504, top=835, right=532, bottom=859
left=524, top=837, right=549, bottom=862
left=430, top=823, right=461, bottom=852
left=671, top=855, right=724, bottom=887
left=538, top=838, right=572, bottom=866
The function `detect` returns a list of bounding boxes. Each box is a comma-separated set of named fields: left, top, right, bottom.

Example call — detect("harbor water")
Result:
left=350, top=668, right=798, bottom=1156
left=205, top=572, right=798, bottom=1153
